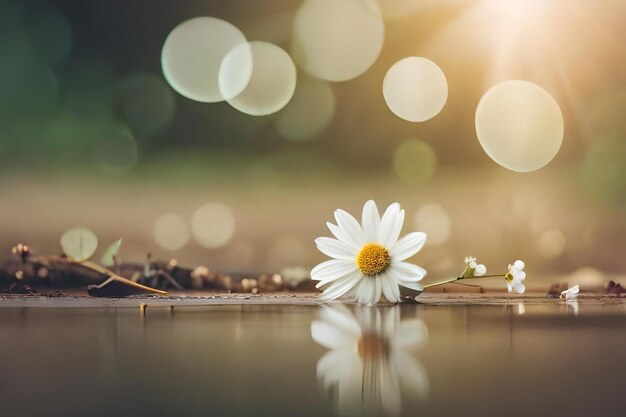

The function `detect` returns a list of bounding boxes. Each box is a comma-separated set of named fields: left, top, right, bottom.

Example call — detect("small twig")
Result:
left=159, top=271, right=184, bottom=290
left=81, top=260, right=167, bottom=296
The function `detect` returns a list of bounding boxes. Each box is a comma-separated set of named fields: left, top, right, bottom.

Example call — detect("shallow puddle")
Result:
left=1, top=303, right=624, bottom=416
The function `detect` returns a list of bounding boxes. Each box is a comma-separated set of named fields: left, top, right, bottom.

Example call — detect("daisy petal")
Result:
left=393, top=319, right=428, bottom=350
left=320, top=271, right=362, bottom=301
left=319, top=306, right=362, bottom=336
left=315, top=264, right=359, bottom=288
left=311, top=321, right=354, bottom=350
left=514, top=283, right=526, bottom=294
left=316, top=350, right=360, bottom=390
left=361, top=200, right=380, bottom=242
left=378, top=203, right=399, bottom=243
left=355, top=278, right=374, bottom=305
left=393, top=351, right=429, bottom=399
left=397, top=280, right=424, bottom=292
left=334, top=209, right=366, bottom=247
left=389, top=261, right=427, bottom=283
left=379, top=204, right=405, bottom=248
left=311, top=259, right=356, bottom=281
left=381, top=273, right=401, bottom=303
left=513, top=260, right=525, bottom=270
left=390, top=232, right=427, bottom=261
left=315, top=237, right=356, bottom=260
left=563, top=285, right=580, bottom=298
left=315, top=350, right=343, bottom=388
left=326, top=222, right=359, bottom=250
left=370, top=276, right=382, bottom=305
left=316, top=269, right=356, bottom=289
left=343, top=281, right=360, bottom=299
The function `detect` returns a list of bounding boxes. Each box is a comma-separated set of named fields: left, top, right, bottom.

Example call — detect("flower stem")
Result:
left=423, top=276, right=461, bottom=288
left=424, top=274, right=504, bottom=288
left=467, top=274, right=502, bottom=278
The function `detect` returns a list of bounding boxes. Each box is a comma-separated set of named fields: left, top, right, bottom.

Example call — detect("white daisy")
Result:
left=505, top=260, right=526, bottom=293
left=311, top=305, right=429, bottom=416
left=311, top=200, right=427, bottom=305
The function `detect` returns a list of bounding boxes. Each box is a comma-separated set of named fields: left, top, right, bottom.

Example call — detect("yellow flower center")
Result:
left=505, top=272, right=514, bottom=282
left=356, top=243, right=391, bottom=276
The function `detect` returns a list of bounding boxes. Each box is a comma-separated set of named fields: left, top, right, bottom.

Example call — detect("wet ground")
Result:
left=1, top=299, right=625, bottom=417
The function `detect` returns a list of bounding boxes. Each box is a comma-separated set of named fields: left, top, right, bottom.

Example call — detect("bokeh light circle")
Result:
left=580, top=135, right=626, bottom=204
left=376, top=0, right=423, bottom=19
left=93, top=125, right=138, bottom=175
left=583, top=90, right=626, bottom=145
left=161, top=17, right=252, bottom=103
left=292, top=0, right=384, bottom=82
left=475, top=80, right=564, bottom=172
left=153, top=214, right=190, bottom=251
left=274, top=75, right=335, bottom=141
left=538, top=229, right=565, bottom=258
left=0, top=35, right=59, bottom=122
left=27, top=8, right=73, bottom=67
left=192, top=203, right=235, bottom=249
left=383, top=57, right=448, bottom=122
left=222, top=41, right=296, bottom=116
left=224, top=241, right=255, bottom=268
left=393, top=139, right=437, bottom=183
left=119, top=73, right=175, bottom=138
left=268, top=236, right=307, bottom=270
left=414, top=203, right=451, bottom=246
left=376, top=0, right=469, bottom=19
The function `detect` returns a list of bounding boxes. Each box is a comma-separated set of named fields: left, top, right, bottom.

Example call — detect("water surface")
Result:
left=1, top=303, right=624, bottom=416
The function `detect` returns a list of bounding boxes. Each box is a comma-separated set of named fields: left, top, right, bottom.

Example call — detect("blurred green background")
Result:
left=0, top=0, right=625, bottom=287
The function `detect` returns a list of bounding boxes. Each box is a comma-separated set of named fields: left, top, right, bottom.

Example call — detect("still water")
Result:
left=1, top=303, right=625, bottom=417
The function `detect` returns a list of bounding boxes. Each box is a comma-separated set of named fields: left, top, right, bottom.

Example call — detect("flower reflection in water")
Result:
left=311, top=305, right=429, bottom=416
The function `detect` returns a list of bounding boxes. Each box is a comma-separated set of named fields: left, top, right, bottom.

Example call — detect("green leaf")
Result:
left=60, top=227, right=98, bottom=262
left=100, top=238, right=123, bottom=267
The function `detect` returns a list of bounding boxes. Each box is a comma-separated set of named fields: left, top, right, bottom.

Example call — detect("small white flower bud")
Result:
left=474, top=264, right=487, bottom=276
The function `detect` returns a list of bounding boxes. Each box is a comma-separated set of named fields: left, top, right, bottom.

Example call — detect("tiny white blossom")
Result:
left=505, top=260, right=526, bottom=294
left=560, top=285, right=579, bottom=300
left=463, top=256, right=486, bottom=277
left=474, top=263, right=487, bottom=276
